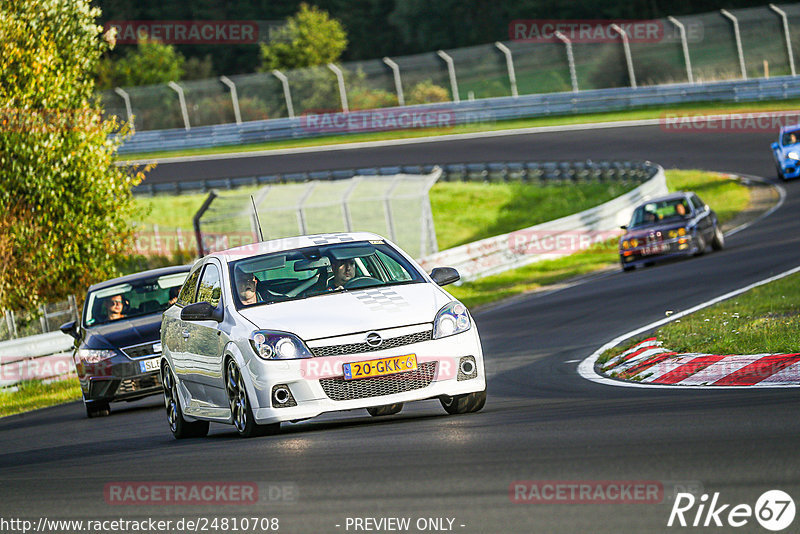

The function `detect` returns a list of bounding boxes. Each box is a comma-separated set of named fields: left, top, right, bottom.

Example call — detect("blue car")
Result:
left=771, top=125, right=800, bottom=180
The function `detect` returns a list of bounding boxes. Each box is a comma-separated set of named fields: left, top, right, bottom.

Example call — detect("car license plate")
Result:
left=139, top=357, right=160, bottom=373
left=343, top=354, right=417, bottom=381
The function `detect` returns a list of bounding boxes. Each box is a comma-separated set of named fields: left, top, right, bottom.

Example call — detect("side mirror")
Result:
left=771, top=142, right=779, bottom=150
left=620, top=225, right=628, bottom=230
left=180, top=302, right=224, bottom=322
left=59, top=320, right=80, bottom=340
left=430, top=267, right=460, bottom=286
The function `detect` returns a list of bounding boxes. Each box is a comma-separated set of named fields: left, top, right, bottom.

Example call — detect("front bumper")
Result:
left=244, top=328, right=485, bottom=424
left=620, top=235, right=696, bottom=268
left=779, top=161, right=800, bottom=179
left=77, top=355, right=163, bottom=402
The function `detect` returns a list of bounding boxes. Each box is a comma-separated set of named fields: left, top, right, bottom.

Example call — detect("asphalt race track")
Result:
left=2, top=124, right=799, bottom=534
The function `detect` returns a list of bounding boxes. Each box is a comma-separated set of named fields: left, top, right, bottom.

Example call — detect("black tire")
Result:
left=162, top=363, right=209, bottom=439
left=225, top=359, right=280, bottom=438
left=84, top=397, right=110, bottom=418
left=367, top=403, right=403, bottom=417
left=693, top=234, right=706, bottom=256
left=622, top=264, right=635, bottom=272
left=440, top=389, right=486, bottom=415
left=711, top=225, right=725, bottom=251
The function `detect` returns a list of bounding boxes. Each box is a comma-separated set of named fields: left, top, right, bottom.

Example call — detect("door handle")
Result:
left=182, top=330, right=190, bottom=339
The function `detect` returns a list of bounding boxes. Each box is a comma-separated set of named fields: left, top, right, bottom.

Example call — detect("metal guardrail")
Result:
left=118, top=76, right=800, bottom=155
left=418, top=163, right=667, bottom=281
left=134, top=159, right=655, bottom=195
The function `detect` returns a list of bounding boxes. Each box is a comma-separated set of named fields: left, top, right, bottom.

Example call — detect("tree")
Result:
left=259, top=3, right=348, bottom=72
left=96, top=39, right=185, bottom=90
left=0, top=0, right=146, bottom=311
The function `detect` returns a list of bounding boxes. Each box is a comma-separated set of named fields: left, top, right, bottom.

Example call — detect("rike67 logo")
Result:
left=668, top=490, right=795, bottom=531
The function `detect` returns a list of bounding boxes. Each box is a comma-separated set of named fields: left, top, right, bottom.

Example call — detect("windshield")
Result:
left=782, top=130, right=800, bottom=146
left=229, top=241, right=425, bottom=308
left=629, top=199, right=691, bottom=229
left=83, top=272, right=188, bottom=327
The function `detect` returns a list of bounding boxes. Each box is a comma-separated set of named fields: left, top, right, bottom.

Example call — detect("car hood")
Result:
left=238, top=283, right=452, bottom=340
left=84, top=314, right=163, bottom=349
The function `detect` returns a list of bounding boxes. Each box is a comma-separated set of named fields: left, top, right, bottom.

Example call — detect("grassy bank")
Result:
left=121, top=98, right=800, bottom=161
left=0, top=378, right=82, bottom=418
left=135, top=181, right=639, bottom=252
left=447, top=170, right=752, bottom=309
left=599, top=271, right=800, bottom=366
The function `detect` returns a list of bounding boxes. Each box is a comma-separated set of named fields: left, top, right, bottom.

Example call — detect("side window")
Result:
left=197, top=264, right=222, bottom=308
left=177, top=268, right=201, bottom=306
left=690, top=195, right=705, bottom=212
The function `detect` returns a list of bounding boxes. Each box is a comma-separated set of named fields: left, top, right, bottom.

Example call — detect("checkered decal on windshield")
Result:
left=353, top=288, right=410, bottom=312
left=309, top=233, right=356, bottom=245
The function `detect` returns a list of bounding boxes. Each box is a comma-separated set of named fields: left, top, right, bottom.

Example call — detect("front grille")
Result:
left=117, top=373, right=161, bottom=394
left=311, top=329, right=432, bottom=357
left=320, top=361, right=436, bottom=401
left=121, top=342, right=159, bottom=359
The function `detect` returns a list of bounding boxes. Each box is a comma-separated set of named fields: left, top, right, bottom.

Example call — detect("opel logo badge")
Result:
left=366, top=332, right=383, bottom=347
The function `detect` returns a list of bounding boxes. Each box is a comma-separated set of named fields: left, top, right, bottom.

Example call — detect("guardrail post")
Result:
left=554, top=31, right=579, bottom=92
left=494, top=42, right=519, bottom=97
left=436, top=50, right=460, bottom=103
left=667, top=17, right=694, bottom=84
left=167, top=81, right=191, bottom=131
left=219, top=76, right=242, bottom=124
left=327, top=63, right=349, bottom=113
left=769, top=4, right=796, bottom=77
left=113, top=87, right=134, bottom=131
left=271, top=70, right=295, bottom=119
left=610, top=24, right=637, bottom=89
left=721, top=9, right=747, bottom=80
left=38, top=304, right=48, bottom=334
left=382, top=57, right=405, bottom=106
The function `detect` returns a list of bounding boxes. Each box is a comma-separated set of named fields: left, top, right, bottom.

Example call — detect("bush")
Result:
left=407, top=80, right=450, bottom=104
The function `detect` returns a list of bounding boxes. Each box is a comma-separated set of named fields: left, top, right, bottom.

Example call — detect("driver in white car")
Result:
left=235, top=269, right=261, bottom=305
left=327, top=258, right=356, bottom=290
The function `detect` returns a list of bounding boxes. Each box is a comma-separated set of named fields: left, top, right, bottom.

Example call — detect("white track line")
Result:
left=578, top=264, right=800, bottom=389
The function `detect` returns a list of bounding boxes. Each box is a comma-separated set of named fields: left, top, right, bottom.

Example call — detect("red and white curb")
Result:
left=601, top=338, right=800, bottom=386
left=578, top=264, right=800, bottom=389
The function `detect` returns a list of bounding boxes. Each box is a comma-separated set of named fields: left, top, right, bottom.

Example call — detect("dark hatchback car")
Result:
left=619, top=192, right=724, bottom=271
left=60, top=265, right=190, bottom=417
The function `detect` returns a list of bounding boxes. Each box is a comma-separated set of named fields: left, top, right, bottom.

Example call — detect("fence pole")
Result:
left=554, top=31, right=579, bottom=92
left=68, top=295, right=78, bottom=323
left=609, top=24, right=637, bottom=89
left=113, top=87, right=134, bottom=131
left=382, top=57, right=405, bottom=106
left=167, top=81, right=191, bottom=131
left=769, top=4, right=796, bottom=77
left=271, top=70, right=295, bottom=118
left=342, top=178, right=361, bottom=232
left=219, top=76, right=242, bottom=124
left=436, top=50, right=460, bottom=103
left=667, top=17, right=694, bottom=84
left=494, top=42, right=519, bottom=97
left=383, top=176, right=402, bottom=242
left=296, top=182, right=317, bottom=235
left=720, top=9, right=747, bottom=80
left=38, top=304, right=48, bottom=333
left=327, top=63, right=349, bottom=113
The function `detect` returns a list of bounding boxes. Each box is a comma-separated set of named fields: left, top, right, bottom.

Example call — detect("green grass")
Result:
left=0, top=378, right=82, bottom=418
left=122, top=98, right=800, bottom=160
left=447, top=170, right=752, bottom=309
left=133, top=181, right=638, bottom=252
left=600, top=271, right=800, bottom=366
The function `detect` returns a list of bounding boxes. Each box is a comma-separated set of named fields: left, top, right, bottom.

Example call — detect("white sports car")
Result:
left=160, top=232, right=486, bottom=438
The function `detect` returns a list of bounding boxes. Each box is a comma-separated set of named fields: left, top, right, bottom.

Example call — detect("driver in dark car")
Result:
left=327, top=258, right=356, bottom=290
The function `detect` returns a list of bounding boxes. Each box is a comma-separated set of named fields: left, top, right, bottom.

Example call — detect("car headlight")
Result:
left=630, top=238, right=639, bottom=248
left=678, top=227, right=687, bottom=236
left=788, top=151, right=800, bottom=161
left=621, top=240, right=630, bottom=249
left=433, top=302, right=471, bottom=339
left=249, top=330, right=312, bottom=360
left=77, top=349, right=116, bottom=363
